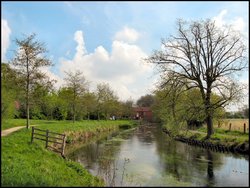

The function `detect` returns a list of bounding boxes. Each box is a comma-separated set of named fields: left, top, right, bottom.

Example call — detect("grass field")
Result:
left=1, top=119, right=134, bottom=186
left=215, top=119, right=249, bottom=133
left=178, top=119, right=249, bottom=148
left=1, top=119, right=50, bottom=130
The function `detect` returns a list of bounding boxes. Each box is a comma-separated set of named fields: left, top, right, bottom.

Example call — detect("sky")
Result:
left=1, top=1, right=249, bottom=111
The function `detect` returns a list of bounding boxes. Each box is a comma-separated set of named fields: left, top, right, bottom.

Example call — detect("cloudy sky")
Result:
left=1, top=1, right=249, bottom=110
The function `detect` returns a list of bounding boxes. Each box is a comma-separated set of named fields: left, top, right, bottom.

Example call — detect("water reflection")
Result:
left=66, top=124, right=249, bottom=187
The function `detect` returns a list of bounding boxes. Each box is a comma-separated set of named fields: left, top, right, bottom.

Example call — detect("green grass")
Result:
left=1, top=119, right=49, bottom=130
left=1, top=119, right=135, bottom=186
left=179, top=126, right=249, bottom=147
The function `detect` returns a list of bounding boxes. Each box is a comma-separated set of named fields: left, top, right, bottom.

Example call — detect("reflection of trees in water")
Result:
left=68, top=129, right=137, bottom=186
left=152, top=124, right=223, bottom=185
left=206, top=150, right=215, bottom=186
left=95, top=138, right=125, bottom=186
left=136, top=125, right=156, bottom=143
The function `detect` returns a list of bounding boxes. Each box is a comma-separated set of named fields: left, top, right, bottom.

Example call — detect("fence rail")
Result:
left=31, top=127, right=66, bottom=157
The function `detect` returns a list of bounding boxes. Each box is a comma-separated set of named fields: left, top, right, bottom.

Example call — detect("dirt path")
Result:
left=1, top=125, right=37, bottom=137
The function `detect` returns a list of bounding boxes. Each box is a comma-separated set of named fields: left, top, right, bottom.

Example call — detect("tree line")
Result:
left=1, top=34, right=134, bottom=128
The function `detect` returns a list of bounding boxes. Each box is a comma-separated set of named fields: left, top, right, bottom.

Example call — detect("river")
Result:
left=66, top=124, right=249, bottom=187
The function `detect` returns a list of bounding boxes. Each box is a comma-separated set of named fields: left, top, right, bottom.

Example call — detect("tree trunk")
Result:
left=26, top=77, right=30, bottom=129
left=97, top=111, right=100, bottom=121
left=206, top=114, right=213, bottom=138
left=207, top=150, right=214, bottom=179
left=73, top=103, right=75, bottom=123
left=26, top=101, right=29, bottom=129
left=73, top=89, right=76, bottom=123
left=205, top=86, right=213, bottom=139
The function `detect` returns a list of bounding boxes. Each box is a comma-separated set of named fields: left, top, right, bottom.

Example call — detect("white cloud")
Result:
left=113, top=26, right=140, bottom=43
left=213, top=9, right=247, bottom=36
left=213, top=9, right=227, bottom=28
left=58, top=28, right=154, bottom=101
left=1, top=19, right=11, bottom=62
left=39, top=67, right=65, bottom=90
left=231, top=17, right=246, bottom=33
left=74, top=30, right=87, bottom=56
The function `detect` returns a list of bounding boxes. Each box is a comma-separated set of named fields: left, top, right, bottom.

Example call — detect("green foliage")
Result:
left=1, top=63, right=21, bottom=120
left=152, top=87, right=226, bottom=133
left=2, top=61, right=136, bottom=123
left=181, top=125, right=249, bottom=145
left=96, top=83, right=120, bottom=120
left=136, top=94, right=154, bottom=107
left=1, top=88, right=17, bottom=120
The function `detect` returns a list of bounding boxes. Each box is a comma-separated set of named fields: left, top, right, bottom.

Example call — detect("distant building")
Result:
left=133, top=107, right=153, bottom=122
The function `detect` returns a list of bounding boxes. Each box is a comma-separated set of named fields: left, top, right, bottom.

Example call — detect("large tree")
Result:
left=147, top=19, right=247, bottom=138
left=64, top=70, right=88, bottom=123
left=12, top=34, right=52, bottom=129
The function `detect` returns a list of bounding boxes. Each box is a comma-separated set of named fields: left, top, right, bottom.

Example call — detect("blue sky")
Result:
left=1, top=1, right=249, bottom=110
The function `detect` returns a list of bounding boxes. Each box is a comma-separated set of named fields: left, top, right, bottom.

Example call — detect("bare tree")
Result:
left=12, top=34, right=52, bottom=129
left=147, top=19, right=247, bottom=138
left=64, top=70, right=88, bottom=123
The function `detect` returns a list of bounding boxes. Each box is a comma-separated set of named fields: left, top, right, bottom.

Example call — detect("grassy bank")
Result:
left=164, top=124, right=249, bottom=154
left=1, top=119, right=135, bottom=186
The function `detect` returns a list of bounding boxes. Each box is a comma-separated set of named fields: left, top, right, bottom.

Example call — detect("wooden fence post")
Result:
left=244, top=123, right=246, bottom=134
left=31, top=126, right=34, bottom=143
left=46, top=129, right=49, bottom=148
left=61, top=135, right=66, bottom=157
left=229, top=123, right=231, bottom=131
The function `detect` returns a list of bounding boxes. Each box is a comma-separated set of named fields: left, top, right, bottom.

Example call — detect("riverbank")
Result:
left=162, top=126, right=249, bottom=155
left=1, top=119, right=135, bottom=186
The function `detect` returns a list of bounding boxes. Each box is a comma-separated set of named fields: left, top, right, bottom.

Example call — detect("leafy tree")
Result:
left=120, top=99, right=134, bottom=119
left=64, top=70, right=88, bottom=123
left=136, top=94, right=154, bottom=107
left=82, top=92, right=98, bottom=120
left=11, top=34, right=52, bottom=128
left=147, top=19, right=247, bottom=138
left=1, top=63, right=21, bottom=121
left=96, top=83, right=119, bottom=120
left=57, top=87, right=73, bottom=120
left=242, top=107, right=249, bottom=118
left=152, top=82, right=225, bottom=134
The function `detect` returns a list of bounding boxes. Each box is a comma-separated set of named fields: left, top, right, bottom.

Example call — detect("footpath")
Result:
left=1, top=125, right=37, bottom=136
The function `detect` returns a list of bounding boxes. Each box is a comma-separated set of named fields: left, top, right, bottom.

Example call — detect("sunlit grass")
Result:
left=179, top=125, right=249, bottom=147
left=1, top=119, right=134, bottom=186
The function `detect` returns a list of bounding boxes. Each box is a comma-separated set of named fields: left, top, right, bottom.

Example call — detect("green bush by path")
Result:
left=1, top=119, right=134, bottom=186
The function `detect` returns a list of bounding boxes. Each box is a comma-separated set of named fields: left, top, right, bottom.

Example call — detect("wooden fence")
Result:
left=31, top=127, right=66, bottom=157
left=217, top=119, right=249, bottom=133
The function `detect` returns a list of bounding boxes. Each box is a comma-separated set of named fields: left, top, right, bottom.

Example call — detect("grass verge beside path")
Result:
left=1, top=119, right=135, bottom=186
left=1, top=119, right=50, bottom=130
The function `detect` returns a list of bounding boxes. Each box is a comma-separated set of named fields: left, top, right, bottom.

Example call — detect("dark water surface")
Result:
left=66, top=124, right=249, bottom=187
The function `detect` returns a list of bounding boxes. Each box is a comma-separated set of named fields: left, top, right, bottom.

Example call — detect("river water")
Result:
left=67, top=124, right=249, bottom=187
